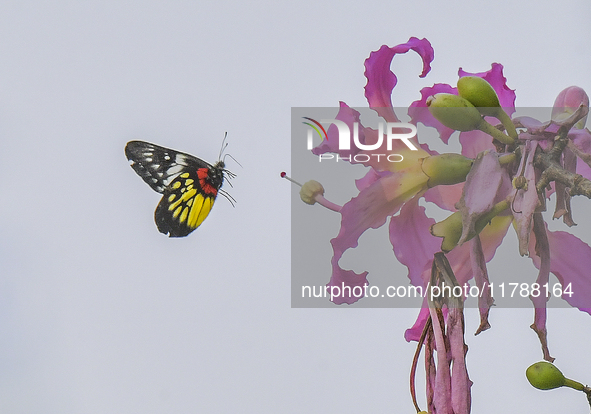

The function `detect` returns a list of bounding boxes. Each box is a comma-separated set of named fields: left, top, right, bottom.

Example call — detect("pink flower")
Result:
left=292, top=36, right=591, bottom=413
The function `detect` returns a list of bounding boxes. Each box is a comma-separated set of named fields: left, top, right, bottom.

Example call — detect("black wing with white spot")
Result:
left=125, top=140, right=212, bottom=194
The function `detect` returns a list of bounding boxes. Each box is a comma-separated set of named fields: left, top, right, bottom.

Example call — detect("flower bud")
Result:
left=420, top=154, right=473, bottom=187
left=426, top=93, right=483, bottom=131
left=457, top=76, right=518, bottom=140
left=457, top=76, right=500, bottom=115
left=299, top=180, right=325, bottom=205
left=526, top=361, right=566, bottom=390
left=552, top=86, right=589, bottom=129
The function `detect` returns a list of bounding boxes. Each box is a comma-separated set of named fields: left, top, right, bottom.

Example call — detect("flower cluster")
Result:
left=287, top=37, right=591, bottom=413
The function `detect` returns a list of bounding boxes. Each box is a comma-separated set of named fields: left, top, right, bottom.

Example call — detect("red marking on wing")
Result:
left=197, top=168, right=218, bottom=196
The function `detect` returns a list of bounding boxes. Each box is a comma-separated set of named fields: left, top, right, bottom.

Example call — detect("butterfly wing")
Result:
left=125, top=140, right=225, bottom=237
left=125, top=140, right=211, bottom=193
left=154, top=170, right=220, bottom=237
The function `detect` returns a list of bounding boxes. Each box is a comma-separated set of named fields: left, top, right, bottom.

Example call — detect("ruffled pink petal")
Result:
left=529, top=220, right=591, bottom=314
left=329, top=172, right=426, bottom=304
left=458, top=63, right=516, bottom=114
left=312, top=102, right=360, bottom=157
left=389, top=196, right=440, bottom=286
left=364, top=37, right=434, bottom=123
left=409, top=84, right=457, bottom=144
left=312, top=102, right=361, bottom=159
left=326, top=264, right=369, bottom=305
left=311, top=102, right=428, bottom=171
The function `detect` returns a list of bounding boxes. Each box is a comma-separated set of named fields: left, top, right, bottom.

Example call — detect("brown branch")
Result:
left=533, top=105, right=591, bottom=198
left=534, top=152, right=591, bottom=198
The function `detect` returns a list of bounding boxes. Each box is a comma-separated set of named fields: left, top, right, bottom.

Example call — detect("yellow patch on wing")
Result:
left=173, top=206, right=182, bottom=218
left=187, top=193, right=215, bottom=228
left=168, top=188, right=197, bottom=211
left=179, top=207, right=189, bottom=223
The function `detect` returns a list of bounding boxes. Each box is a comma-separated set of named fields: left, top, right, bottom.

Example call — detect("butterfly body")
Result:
left=125, top=140, right=233, bottom=237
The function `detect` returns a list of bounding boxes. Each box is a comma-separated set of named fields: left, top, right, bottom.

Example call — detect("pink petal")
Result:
left=448, top=307, right=471, bottom=414
left=458, top=130, right=497, bottom=158
left=553, top=148, right=576, bottom=226
left=424, top=183, right=464, bottom=212
left=311, top=102, right=428, bottom=171
left=456, top=150, right=504, bottom=245
left=329, top=172, right=427, bottom=304
left=312, top=102, right=361, bottom=159
left=529, top=213, right=553, bottom=362
left=389, top=196, right=440, bottom=286
left=514, top=116, right=551, bottom=132
left=512, top=140, right=542, bottom=256
left=326, top=264, right=369, bottom=305
left=529, top=220, right=591, bottom=314
left=355, top=168, right=384, bottom=192
left=470, top=236, right=494, bottom=335
left=570, top=128, right=591, bottom=180
left=364, top=37, right=434, bottom=123
left=405, top=306, right=431, bottom=342
left=429, top=306, right=453, bottom=414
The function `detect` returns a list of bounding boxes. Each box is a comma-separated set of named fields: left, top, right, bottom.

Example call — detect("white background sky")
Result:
left=0, top=1, right=590, bottom=413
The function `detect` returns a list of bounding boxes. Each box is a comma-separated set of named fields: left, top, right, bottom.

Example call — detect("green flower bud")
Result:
left=457, top=76, right=500, bottom=115
left=526, top=361, right=566, bottom=390
left=457, top=76, right=518, bottom=141
left=427, top=93, right=516, bottom=145
left=527, top=361, right=586, bottom=392
left=426, top=93, right=483, bottom=131
left=421, top=154, right=473, bottom=187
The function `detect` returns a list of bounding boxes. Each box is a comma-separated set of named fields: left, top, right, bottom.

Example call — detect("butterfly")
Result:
left=125, top=139, right=235, bottom=237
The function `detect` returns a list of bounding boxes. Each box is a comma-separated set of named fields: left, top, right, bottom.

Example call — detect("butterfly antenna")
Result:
left=223, top=153, right=242, bottom=169
left=218, top=132, right=229, bottom=161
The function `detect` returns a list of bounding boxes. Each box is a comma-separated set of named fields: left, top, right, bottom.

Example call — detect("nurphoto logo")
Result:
left=303, top=117, right=419, bottom=163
